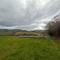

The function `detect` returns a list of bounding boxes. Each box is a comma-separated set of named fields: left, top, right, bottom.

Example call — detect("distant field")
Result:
left=0, top=36, right=60, bottom=60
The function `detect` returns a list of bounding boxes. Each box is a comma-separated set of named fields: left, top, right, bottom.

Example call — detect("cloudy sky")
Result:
left=0, top=0, right=60, bottom=30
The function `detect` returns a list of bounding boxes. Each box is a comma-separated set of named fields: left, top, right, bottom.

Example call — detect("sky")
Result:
left=0, top=0, right=60, bottom=30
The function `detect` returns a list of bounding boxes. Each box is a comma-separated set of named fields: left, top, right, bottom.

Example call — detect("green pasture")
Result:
left=0, top=36, right=60, bottom=60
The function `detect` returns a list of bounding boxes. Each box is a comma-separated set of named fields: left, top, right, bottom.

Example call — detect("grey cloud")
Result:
left=0, top=0, right=60, bottom=30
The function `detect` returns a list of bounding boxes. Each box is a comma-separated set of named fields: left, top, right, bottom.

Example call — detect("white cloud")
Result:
left=40, top=0, right=50, bottom=6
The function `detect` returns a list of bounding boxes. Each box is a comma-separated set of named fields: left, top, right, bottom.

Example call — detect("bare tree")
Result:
left=47, top=15, right=60, bottom=38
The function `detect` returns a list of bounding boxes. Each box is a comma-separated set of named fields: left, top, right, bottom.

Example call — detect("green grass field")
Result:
left=0, top=36, right=60, bottom=60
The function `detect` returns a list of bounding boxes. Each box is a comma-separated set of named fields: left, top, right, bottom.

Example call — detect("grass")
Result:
left=0, top=36, right=60, bottom=60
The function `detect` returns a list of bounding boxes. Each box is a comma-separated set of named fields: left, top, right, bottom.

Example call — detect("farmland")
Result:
left=0, top=36, right=60, bottom=60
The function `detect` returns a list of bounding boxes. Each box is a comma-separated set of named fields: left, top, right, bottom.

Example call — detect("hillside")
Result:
left=0, top=29, right=47, bottom=36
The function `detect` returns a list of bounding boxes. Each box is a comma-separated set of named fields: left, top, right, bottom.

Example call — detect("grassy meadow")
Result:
left=0, top=36, right=60, bottom=60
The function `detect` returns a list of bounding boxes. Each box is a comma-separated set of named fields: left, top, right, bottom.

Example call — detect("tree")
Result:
left=47, top=15, right=60, bottom=38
